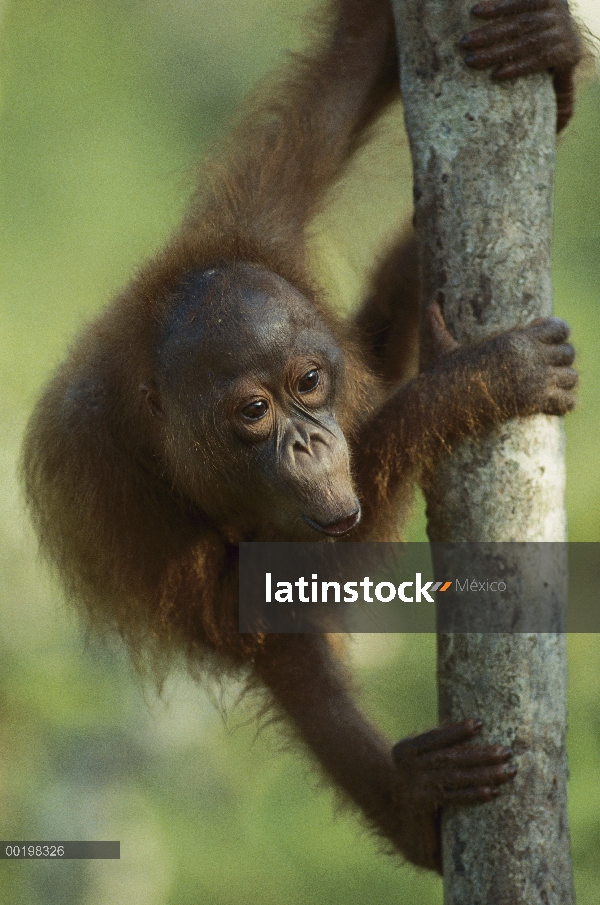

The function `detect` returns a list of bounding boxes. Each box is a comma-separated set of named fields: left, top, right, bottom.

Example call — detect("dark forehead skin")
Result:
left=156, top=263, right=343, bottom=388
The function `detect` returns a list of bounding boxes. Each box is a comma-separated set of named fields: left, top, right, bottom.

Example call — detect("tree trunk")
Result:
left=389, top=1, right=574, bottom=902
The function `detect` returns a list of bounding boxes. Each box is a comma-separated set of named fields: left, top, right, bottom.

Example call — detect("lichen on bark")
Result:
left=390, top=0, right=574, bottom=901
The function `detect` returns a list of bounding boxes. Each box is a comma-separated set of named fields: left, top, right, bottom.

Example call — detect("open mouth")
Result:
left=303, top=507, right=361, bottom=537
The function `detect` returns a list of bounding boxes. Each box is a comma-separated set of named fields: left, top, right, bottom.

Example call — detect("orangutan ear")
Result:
left=140, top=381, right=164, bottom=420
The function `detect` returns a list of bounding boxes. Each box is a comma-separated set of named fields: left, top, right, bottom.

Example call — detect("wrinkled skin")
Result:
left=391, top=719, right=517, bottom=871
left=149, top=265, right=359, bottom=539
left=461, top=0, right=582, bottom=130
left=22, top=0, right=582, bottom=876
left=144, top=269, right=576, bottom=549
left=146, top=271, right=576, bottom=874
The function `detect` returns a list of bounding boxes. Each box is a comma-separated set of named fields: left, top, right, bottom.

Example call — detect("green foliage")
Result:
left=0, top=2, right=598, bottom=903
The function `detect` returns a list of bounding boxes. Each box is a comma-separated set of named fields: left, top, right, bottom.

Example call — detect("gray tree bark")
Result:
left=389, top=1, right=574, bottom=902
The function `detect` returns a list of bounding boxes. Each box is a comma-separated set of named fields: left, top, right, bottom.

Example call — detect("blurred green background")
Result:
left=0, top=1, right=598, bottom=903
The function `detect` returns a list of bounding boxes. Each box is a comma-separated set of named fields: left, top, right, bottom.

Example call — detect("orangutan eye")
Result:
left=241, top=400, right=269, bottom=421
left=298, top=369, right=320, bottom=394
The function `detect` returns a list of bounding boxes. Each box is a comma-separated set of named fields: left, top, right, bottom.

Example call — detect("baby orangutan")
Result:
left=23, top=0, right=580, bottom=873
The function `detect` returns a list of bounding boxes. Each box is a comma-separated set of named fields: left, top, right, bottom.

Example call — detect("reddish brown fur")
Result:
left=22, top=0, right=402, bottom=669
left=22, top=0, right=582, bottom=872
